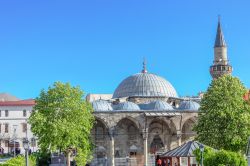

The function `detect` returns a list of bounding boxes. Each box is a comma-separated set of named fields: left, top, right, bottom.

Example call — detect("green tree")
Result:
left=194, top=75, right=250, bottom=152
left=29, top=82, right=94, bottom=166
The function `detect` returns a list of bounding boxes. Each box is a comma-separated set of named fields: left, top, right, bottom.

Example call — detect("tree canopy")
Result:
left=29, top=82, right=94, bottom=166
left=194, top=75, right=250, bottom=152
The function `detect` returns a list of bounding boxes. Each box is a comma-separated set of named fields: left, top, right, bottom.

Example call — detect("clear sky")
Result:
left=0, top=0, right=250, bottom=99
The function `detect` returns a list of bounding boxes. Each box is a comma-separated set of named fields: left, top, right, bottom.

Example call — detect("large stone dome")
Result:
left=113, top=72, right=178, bottom=98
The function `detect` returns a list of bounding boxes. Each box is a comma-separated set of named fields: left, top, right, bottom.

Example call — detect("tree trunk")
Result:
left=67, top=150, right=71, bottom=166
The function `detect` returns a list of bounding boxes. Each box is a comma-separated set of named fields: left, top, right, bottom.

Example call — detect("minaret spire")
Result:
left=141, top=58, right=148, bottom=73
left=210, top=17, right=232, bottom=79
left=214, top=16, right=227, bottom=47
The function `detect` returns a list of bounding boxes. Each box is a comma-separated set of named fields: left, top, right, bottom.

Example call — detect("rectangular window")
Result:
left=5, top=140, right=8, bottom=147
left=5, top=124, right=8, bottom=133
left=23, top=110, right=27, bottom=117
left=5, top=110, right=8, bottom=117
left=31, top=138, right=36, bottom=147
left=22, top=123, right=27, bottom=133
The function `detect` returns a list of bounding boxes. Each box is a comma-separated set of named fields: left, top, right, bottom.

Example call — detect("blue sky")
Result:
left=0, top=0, right=250, bottom=99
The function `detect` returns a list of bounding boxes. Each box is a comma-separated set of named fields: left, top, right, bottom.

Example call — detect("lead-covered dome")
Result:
left=113, top=101, right=140, bottom=111
left=113, top=72, right=178, bottom=98
left=178, top=100, right=200, bottom=111
left=92, top=100, right=113, bottom=111
left=146, top=100, right=174, bottom=111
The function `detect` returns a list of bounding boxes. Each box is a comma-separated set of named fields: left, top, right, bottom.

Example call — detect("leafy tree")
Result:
left=194, top=75, right=250, bottom=152
left=194, top=147, right=247, bottom=166
left=29, top=82, right=94, bottom=166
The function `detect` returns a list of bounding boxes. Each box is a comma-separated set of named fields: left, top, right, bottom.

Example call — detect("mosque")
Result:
left=87, top=19, right=232, bottom=166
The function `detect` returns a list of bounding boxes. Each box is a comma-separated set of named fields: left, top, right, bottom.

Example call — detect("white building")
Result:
left=0, top=93, right=38, bottom=154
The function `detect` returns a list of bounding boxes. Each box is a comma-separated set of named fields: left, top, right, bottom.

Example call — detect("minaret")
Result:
left=210, top=17, right=233, bottom=79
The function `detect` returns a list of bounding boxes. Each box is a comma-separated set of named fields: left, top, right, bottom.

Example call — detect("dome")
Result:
left=113, top=101, right=140, bottom=111
left=92, top=100, right=113, bottom=111
left=143, top=100, right=174, bottom=111
left=113, top=72, right=178, bottom=98
left=178, top=100, right=200, bottom=111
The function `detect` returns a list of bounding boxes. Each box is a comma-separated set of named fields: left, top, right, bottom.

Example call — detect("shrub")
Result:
left=194, top=147, right=247, bottom=166
left=0, top=155, right=36, bottom=166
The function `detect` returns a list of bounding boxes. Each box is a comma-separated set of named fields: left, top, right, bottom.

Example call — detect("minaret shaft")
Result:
left=214, top=47, right=228, bottom=65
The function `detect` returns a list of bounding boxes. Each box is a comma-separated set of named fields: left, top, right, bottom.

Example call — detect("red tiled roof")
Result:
left=244, top=90, right=250, bottom=101
left=0, top=99, right=35, bottom=106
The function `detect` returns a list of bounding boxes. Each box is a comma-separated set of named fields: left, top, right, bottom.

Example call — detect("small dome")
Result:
left=92, top=100, right=113, bottom=111
left=113, top=101, right=140, bottom=111
left=113, top=73, right=178, bottom=98
left=178, top=100, right=200, bottom=111
left=144, top=100, right=174, bottom=111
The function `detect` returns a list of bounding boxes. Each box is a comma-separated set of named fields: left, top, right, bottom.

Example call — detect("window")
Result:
left=0, top=110, right=1, bottom=117
left=23, top=110, right=27, bottom=117
left=5, top=140, right=8, bottom=147
left=22, top=123, right=27, bottom=133
left=5, top=110, right=8, bottom=117
left=31, top=138, right=36, bottom=147
left=5, top=124, right=9, bottom=133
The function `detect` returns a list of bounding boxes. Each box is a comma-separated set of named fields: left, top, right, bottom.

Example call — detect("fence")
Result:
left=90, top=155, right=156, bottom=166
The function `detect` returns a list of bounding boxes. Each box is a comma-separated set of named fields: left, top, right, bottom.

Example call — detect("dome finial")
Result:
left=142, top=57, right=148, bottom=73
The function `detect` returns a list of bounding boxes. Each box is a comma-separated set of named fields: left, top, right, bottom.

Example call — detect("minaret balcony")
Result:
left=210, top=64, right=232, bottom=72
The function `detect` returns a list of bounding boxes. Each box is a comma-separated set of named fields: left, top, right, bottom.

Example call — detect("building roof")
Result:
left=214, top=18, right=227, bottom=47
left=178, top=100, right=200, bottom=111
left=161, top=141, right=204, bottom=157
left=144, top=100, right=174, bottom=111
left=0, top=93, right=20, bottom=101
left=113, top=101, right=140, bottom=111
left=0, top=99, right=35, bottom=106
left=92, top=99, right=113, bottom=111
left=113, top=72, right=178, bottom=98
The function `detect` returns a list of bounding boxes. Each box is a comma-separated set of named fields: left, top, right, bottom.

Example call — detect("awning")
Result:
left=145, top=112, right=181, bottom=117
left=161, top=141, right=204, bottom=157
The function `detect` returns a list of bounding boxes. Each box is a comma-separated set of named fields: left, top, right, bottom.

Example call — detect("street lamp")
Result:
left=199, top=144, right=204, bottom=166
left=23, top=138, right=29, bottom=166
left=13, top=125, right=17, bottom=157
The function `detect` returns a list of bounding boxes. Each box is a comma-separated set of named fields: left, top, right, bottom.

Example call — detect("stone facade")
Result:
left=91, top=109, right=198, bottom=165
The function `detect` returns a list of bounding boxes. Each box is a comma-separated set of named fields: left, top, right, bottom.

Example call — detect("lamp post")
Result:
left=23, top=138, right=29, bottom=166
left=13, top=125, right=17, bottom=157
left=126, top=155, right=129, bottom=166
left=199, top=144, right=204, bottom=166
